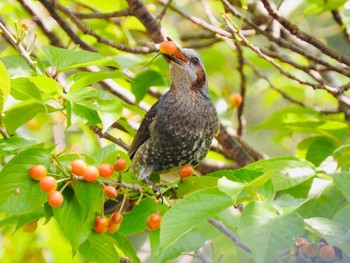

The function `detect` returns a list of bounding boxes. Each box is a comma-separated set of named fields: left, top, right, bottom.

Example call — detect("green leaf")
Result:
left=177, top=176, right=219, bottom=197
left=159, top=187, right=233, bottom=252
left=0, top=146, right=50, bottom=214
left=297, top=180, right=345, bottom=218
left=72, top=180, right=102, bottom=213
left=53, top=189, right=92, bottom=253
left=79, top=232, right=119, bottom=263
left=246, top=156, right=315, bottom=191
left=218, top=176, right=246, bottom=203
left=68, top=70, right=122, bottom=91
left=151, top=229, right=205, bottom=263
left=92, top=144, right=117, bottom=163
left=253, top=107, right=348, bottom=141
left=10, top=78, right=42, bottom=101
left=110, top=232, right=141, bottom=263
left=42, top=45, right=119, bottom=72
left=297, top=136, right=338, bottom=166
left=333, top=205, right=350, bottom=229
left=3, top=100, right=46, bottom=134
left=238, top=201, right=304, bottom=263
left=131, top=70, right=168, bottom=103
left=334, top=144, right=350, bottom=168
left=305, top=217, right=350, bottom=246
left=0, top=55, right=33, bottom=77
left=0, top=137, right=37, bottom=156
left=29, top=76, right=62, bottom=98
left=333, top=172, right=350, bottom=203
left=0, top=61, right=11, bottom=114
left=119, top=198, right=157, bottom=235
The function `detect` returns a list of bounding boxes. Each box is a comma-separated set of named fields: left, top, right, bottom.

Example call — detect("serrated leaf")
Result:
left=0, top=146, right=50, bottom=214
left=150, top=229, right=205, bottom=263
left=72, top=180, right=102, bottom=214
left=42, top=45, right=116, bottom=72
left=68, top=70, right=122, bottom=91
left=79, top=232, right=119, bottom=263
left=218, top=176, right=246, bottom=203
left=0, top=137, right=37, bottom=156
left=29, top=76, right=62, bottom=98
left=3, top=100, right=46, bottom=134
left=119, top=198, right=157, bottom=235
left=10, top=78, right=42, bottom=101
left=297, top=136, right=337, bottom=166
left=305, top=217, right=350, bottom=246
left=246, top=156, right=315, bottom=190
left=159, top=187, right=233, bottom=252
left=0, top=61, right=11, bottom=114
left=110, top=232, right=141, bottom=263
left=177, top=176, right=219, bottom=197
left=92, top=144, right=117, bottom=163
left=0, top=55, right=33, bottom=77
left=53, top=189, right=92, bottom=253
left=253, top=107, right=348, bottom=141
left=132, top=70, right=168, bottom=103
left=238, top=201, right=304, bottom=263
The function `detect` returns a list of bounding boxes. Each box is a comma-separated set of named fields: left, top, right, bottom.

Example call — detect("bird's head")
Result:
left=159, top=43, right=208, bottom=93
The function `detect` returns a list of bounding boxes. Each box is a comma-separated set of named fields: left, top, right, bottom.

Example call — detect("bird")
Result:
left=128, top=43, right=219, bottom=191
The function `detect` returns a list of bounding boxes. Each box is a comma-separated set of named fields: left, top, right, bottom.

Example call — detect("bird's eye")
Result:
left=191, top=57, right=200, bottom=65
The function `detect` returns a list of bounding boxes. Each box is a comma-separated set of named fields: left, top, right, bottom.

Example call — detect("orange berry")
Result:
left=114, top=159, right=127, bottom=172
left=103, top=186, right=118, bottom=199
left=147, top=213, right=162, bottom=230
left=159, top=40, right=177, bottom=55
left=295, top=237, right=310, bottom=247
left=110, top=212, right=123, bottom=224
left=98, top=163, right=114, bottom=178
left=94, top=217, right=108, bottom=234
left=319, top=245, right=336, bottom=262
left=29, top=165, right=47, bottom=180
left=48, top=191, right=64, bottom=207
left=39, top=176, right=57, bottom=193
left=23, top=221, right=37, bottom=233
left=70, top=159, right=87, bottom=176
left=300, top=244, right=318, bottom=258
left=107, top=220, right=120, bottom=234
left=229, top=93, right=243, bottom=108
left=83, top=166, right=99, bottom=182
left=179, top=165, right=194, bottom=179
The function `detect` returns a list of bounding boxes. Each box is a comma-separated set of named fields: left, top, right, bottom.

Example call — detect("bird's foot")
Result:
left=145, top=177, right=164, bottom=203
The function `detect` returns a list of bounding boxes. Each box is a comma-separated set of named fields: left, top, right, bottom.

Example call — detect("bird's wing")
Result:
left=128, top=100, right=159, bottom=159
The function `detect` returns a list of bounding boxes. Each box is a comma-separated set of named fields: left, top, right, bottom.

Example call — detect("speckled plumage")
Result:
left=128, top=48, right=219, bottom=180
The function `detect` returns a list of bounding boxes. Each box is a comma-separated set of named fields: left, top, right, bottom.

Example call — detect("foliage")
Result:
left=1, top=0, right=350, bottom=262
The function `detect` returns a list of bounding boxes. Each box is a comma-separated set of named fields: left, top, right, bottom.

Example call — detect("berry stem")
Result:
left=52, top=155, right=71, bottom=178
left=119, top=191, right=128, bottom=213
left=59, top=180, right=71, bottom=193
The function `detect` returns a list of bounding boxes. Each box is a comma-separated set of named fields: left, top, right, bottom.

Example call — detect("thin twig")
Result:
left=208, top=218, right=252, bottom=254
left=331, top=9, right=350, bottom=46
left=261, top=0, right=350, bottom=67
left=90, top=125, right=130, bottom=151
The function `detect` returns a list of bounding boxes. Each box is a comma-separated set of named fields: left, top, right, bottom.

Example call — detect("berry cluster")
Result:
left=28, top=158, right=127, bottom=207
left=295, top=237, right=342, bottom=262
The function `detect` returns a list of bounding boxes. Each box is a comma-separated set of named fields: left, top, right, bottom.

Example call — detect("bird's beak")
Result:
left=156, top=40, right=188, bottom=64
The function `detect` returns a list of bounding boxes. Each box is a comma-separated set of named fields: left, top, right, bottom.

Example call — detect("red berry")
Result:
left=110, top=212, right=123, bottom=224
left=319, top=245, right=336, bottom=262
left=83, top=166, right=99, bottom=182
left=295, top=237, right=310, bottom=247
left=23, top=221, right=37, bottom=233
left=114, top=159, right=127, bottom=172
left=98, top=163, right=114, bottom=178
left=70, top=159, right=87, bottom=176
left=103, top=186, right=118, bottom=199
left=147, top=213, right=162, bottom=230
left=48, top=191, right=64, bottom=207
left=39, top=176, right=57, bottom=193
left=159, top=40, right=177, bottom=55
left=29, top=165, right=47, bottom=180
left=179, top=165, right=194, bottom=179
left=229, top=93, right=243, bottom=108
left=94, top=217, right=108, bottom=234
left=107, top=220, right=120, bottom=234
